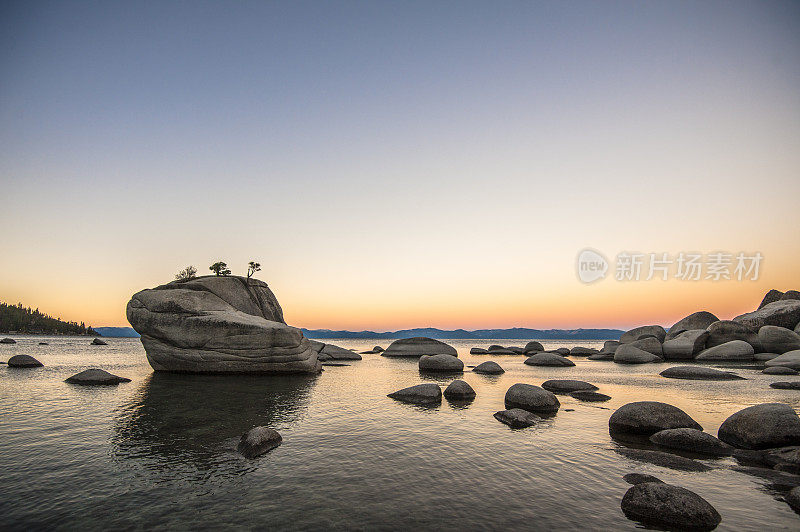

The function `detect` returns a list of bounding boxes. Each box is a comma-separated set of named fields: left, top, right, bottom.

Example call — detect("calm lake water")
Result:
left=2, top=336, right=800, bottom=530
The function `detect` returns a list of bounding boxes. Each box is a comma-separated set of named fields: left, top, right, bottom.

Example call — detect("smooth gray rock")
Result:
left=91, top=338, right=108, bottom=346
left=553, top=348, right=570, bottom=356
left=588, top=352, right=615, bottom=361
left=382, top=337, right=457, bottom=357
left=541, top=379, right=598, bottom=394
left=786, top=486, right=800, bottom=512
left=628, top=337, right=663, bottom=357
left=504, top=383, right=560, bottom=414
left=506, top=347, right=525, bottom=355
left=755, top=352, right=781, bottom=361
left=771, top=382, right=800, bottom=390
left=126, top=275, right=321, bottom=374
left=665, top=311, right=720, bottom=340
left=614, top=344, right=663, bottom=364
left=443, top=379, right=476, bottom=400
left=662, top=329, right=708, bottom=359
left=387, top=383, right=442, bottom=404
left=488, top=345, right=504, bottom=351
left=0, top=338, right=17, bottom=344
left=734, top=300, right=800, bottom=331
left=570, top=390, right=611, bottom=402
left=764, top=350, right=800, bottom=370
left=758, top=326, right=800, bottom=354
left=494, top=408, right=541, bottom=428
left=569, top=346, right=599, bottom=356
left=487, top=348, right=518, bottom=355
left=759, top=289, right=785, bottom=309
left=705, top=320, right=759, bottom=349
left=623, top=473, right=663, bottom=485
left=695, top=340, right=754, bottom=361
left=764, top=366, right=799, bottom=375
left=317, top=343, right=362, bottom=361
left=603, top=340, right=621, bottom=352
left=524, top=352, right=575, bottom=367
left=470, top=347, right=488, bottom=355
left=238, top=426, right=282, bottom=458
left=650, top=428, right=732, bottom=456
left=472, top=361, right=504, bottom=374
left=621, top=482, right=721, bottom=531
left=615, top=448, right=712, bottom=472
left=718, top=403, right=800, bottom=449
left=620, top=325, right=666, bottom=344
left=7, top=354, right=43, bottom=368
left=65, top=368, right=131, bottom=385
left=524, top=341, right=544, bottom=353
left=609, top=401, right=702, bottom=435
left=419, top=354, right=464, bottom=372
left=660, top=366, right=744, bottom=381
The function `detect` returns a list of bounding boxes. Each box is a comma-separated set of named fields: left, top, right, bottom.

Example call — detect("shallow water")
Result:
left=1, top=335, right=799, bottom=530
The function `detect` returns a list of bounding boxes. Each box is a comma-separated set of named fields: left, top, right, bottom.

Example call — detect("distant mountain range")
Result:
left=301, top=327, right=624, bottom=340
left=97, top=326, right=623, bottom=340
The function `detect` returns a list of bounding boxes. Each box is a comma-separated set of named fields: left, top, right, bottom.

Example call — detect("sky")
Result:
left=1, top=1, right=799, bottom=331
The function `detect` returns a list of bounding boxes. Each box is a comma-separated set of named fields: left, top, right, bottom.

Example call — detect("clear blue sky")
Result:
left=1, top=1, right=799, bottom=329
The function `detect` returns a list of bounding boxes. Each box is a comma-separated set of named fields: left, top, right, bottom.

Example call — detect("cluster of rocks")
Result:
left=386, top=380, right=477, bottom=404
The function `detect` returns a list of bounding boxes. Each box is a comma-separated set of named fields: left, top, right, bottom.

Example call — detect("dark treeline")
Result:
left=0, top=302, right=97, bottom=335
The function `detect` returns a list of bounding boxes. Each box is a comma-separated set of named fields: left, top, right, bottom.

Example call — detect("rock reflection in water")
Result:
left=113, top=372, right=317, bottom=475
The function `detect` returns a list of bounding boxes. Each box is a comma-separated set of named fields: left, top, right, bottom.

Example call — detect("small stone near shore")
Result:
left=621, top=482, right=721, bottom=531
left=38, top=342, right=48, bottom=345
left=770, top=381, right=800, bottom=390
left=623, top=473, right=663, bottom=485
left=91, top=338, right=108, bottom=346
left=541, top=379, right=598, bottom=394
left=7, top=354, right=43, bottom=368
left=570, top=390, right=611, bottom=402
left=660, top=366, right=744, bottom=381
left=472, top=361, right=504, bottom=374
left=238, top=426, right=282, bottom=459
left=443, top=380, right=476, bottom=400
left=388, top=383, right=442, bottom=404
left=65, top=368, right=131, bottom=385
left=493, top=408, right=541, bottom=428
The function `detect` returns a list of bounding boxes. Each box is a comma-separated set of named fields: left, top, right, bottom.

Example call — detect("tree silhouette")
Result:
left=175, top=265, right=197, bottom=280
left=247, top=261, right=261, bottom=279
left=209, top=261, right=231, bottom=276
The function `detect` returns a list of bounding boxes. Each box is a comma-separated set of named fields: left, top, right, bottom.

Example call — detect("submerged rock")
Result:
left=764, top=366, right=799, bottom=375
left=494, top=408, right=541, bottom=428
left=770, top=382, right=800, bottom=390
left=541, top=379, right=598, bottom=394
left=660, top=366, right=744, bottom=381
left=472, top=361, right=504, bottom=374
left=7, top=354, right=43, bottom=368
left=382, top=337, right=457, bottom=357
left=665, top=311, right=720, bottom=341
left=524, top=341, right=544, bottom=353
left=126, top=275, right=321, bottom=374
left=570, top=390, right=611, bottom=402
left=587, top=352, right=615, bottom=361
left=718, top=403, right=800, bottom=449
left=65, top=368, right=131, bottom=385
left=620, top=325, right=666, bottom=344
left=238, top=426, right=282, bottom=459
left=524, top=352, right=575, bottom=367
left=621, top=482, right=721, bottom=531
left=1, top=337, right=17, bottom=344
left=609, top=401, right=702, bottom=436
left=614, top=344, right=663, bottom=364
left=419, top=354, right=464, bottom=372
left=649, top=428, right=732, bottom=456
left=695, top=340, right=754, bottom=361
left=504, top=383, right=560, bottom=414
left=443, top=380, right=476, bottom=400
left=91, top=338, right=108, bottom=346
left=755, top=352, right=781, bottom=361
left=615, top=448, right=712, bottom=472
left=387, top=383, right=442, bottom=404
left=623, top=473, right=663, bottom=485
left=627, top=337, right=663, bottom=357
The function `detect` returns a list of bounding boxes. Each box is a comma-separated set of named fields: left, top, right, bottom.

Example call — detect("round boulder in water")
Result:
left=524, top=341, right=544, bottom=353
left=472, top=361, right=504, bottom=374
left=7, top=354, right=43, bottom=368
left=621, top=482, right=721, bottom=531
left=718, top=403, right=800, bottom=449
left=387, top=383, right=442, bottom=404
left=1, top=337, right=17, bottom=344
left=770, top=382, right=800, bottom=390
left=660, top=366, right=744, bottom=381
left=419, top=354, right=464, bottom=372
left=614, top=344, right=663, bottom=364
left=524, top=353, right=575, bottom=367
left=443, top=379, right=476, bottom=400
left=91, top=338, right=108, bottom=346
left=382, top=337, right=457, bottom=357
left=504, top=383, right=560, bottom=414
left=649, top=428, right=732, bottom=457
left=65, top=368, right=131, bottom=385
left=238, top=426, right=282, bottom=459
left=609, top=401, right=702, bottom=436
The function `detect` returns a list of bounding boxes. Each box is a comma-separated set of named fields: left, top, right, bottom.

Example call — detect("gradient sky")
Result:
left=1, top=1, right=799, bottom=331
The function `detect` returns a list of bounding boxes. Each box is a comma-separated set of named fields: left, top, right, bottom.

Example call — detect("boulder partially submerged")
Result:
left=91, top=338, right=108, bottom=346
left=7, top=354, right=43, bottom=368
left=472, top=361, right=504, bottom=374
left=649, top=428, right=732, bottom=456
left=504, top=383, right=560, bottom=415
left=443, top=380, right=476, bottom=400
left=387, top=383, right=442, bottom=404
left=126, top=275, right=321, bottom=374
left=419, top=354, right=464, bottom=372
left=621, top=482, right=721, bottom=531
left=0, top=338, right=17, bottom=344
left=695, top=340, right=754, bottom=361
left=665, top=311, right=719, bottom=340
left=381, top=337, right=457, bottom=357
left=718, top=403, right=800, bottom=449
left=660, top=366, right=744, bottom=381
left=65, top=369, right=131, bottom=385
left=238, top=426, right=282, bottom=458
left=609, top=401, right=702, bottom=436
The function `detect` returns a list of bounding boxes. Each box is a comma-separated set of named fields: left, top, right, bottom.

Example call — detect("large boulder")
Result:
left=470, top=347, right=488, bottom=355
left=540, top=379, right=598, bottom=394
left=620, top=325, right=666, bottom=344
left=695, top=340, right=754, bottom=361
left=443, top=380, right=476, bottom=400
left=734, top=300, right=800, bottom=330
left=614, top=344, right=663, bottom=364
left=381, top=337, right=457, bottom=357
left=65, top=368, right=131, bottom=385
left=418, top=354, right=464, bottom=372
left=705, top=320, right=759, bottom=349
left=387, top=383, right=442, bottom=404
left=524, top=341, right=544, bottom=353
left=660, top=366, right=743, bottom=381
left=759, top=289, right=784, bottom=309
left=7, top=354, right=43, bottom=368
left=504, top=383, right=560, bottom=415
left=758, top=326, right=800, bottom=354
left=718, top=403, right=800, bottom=449
left=472, top=361, right=504, bottom=374
left=770, top=382, right=800, bottom=390
left=662, top=329, right=708, bottom=359
left=765, top=350, right=800, bottom=370
left=621, top=482, right=721, bottom=531
left=609, top=401, right=702, bottom=436
left=649, top=428, right=732, bottom=456
left=666, top=311, right=719, bottom=340
left=627, top=337, right=663, bottom=357
left=126, top=275, right=321, bottom=374
left=524, top=352, right=575, bottom=367
left=238, top=426, right=282, bottom=458
left=314, top=342, right=362, bottom=361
